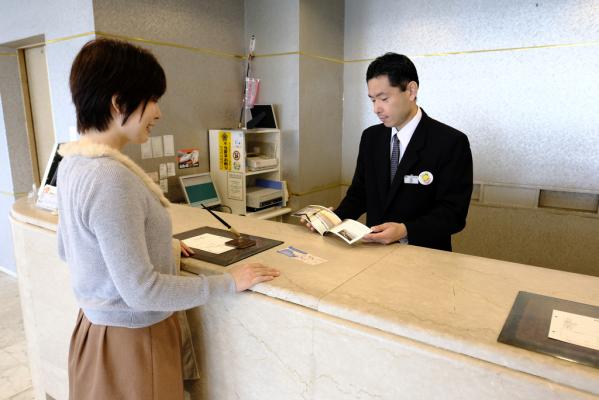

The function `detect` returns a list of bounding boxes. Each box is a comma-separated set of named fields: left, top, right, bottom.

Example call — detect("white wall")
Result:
left=0, top=0, right=96, bottom=146
left=93, top=0, right=245, bottom=200
left=0, top=0, right=95, bottom=274
left=1, top=0, right=247, bottom=273
left=343, top=0, right=599, bottom=191
left=342, top=0, right=599, bottom=274
left=2, top=1, right=597, bottom=275
left=245, top=0, right=301, bottom=187
left=0, top=94, right=17, bottom=275
left=245, top=0, right=344, bottom=210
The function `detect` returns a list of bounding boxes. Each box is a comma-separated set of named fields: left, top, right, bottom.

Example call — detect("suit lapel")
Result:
left=383, top=111, right=430, bottom=212
left=374, top=125, right=392, bottom=202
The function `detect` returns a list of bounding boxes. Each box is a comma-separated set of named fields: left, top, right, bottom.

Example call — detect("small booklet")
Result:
left=292, top=205, right=371, bottom=245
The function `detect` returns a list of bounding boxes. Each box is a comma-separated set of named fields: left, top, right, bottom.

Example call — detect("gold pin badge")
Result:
left=418, top=171, right=433, bottom=185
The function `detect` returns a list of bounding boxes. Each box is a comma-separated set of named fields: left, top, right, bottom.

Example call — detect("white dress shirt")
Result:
left=390, top=107, right=422, bottom=162
left=389, top=107, right=421, bottom=244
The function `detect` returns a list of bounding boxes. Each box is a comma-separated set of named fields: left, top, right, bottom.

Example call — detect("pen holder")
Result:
left=225, top=235, right=256, bottom=249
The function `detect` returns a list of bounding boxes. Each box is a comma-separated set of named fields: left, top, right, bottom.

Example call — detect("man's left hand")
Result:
left=362, top=222, right=407, bottom=244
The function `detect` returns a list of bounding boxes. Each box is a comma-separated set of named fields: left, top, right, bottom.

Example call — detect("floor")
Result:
left=0, top=272, right=34, bottom=400
left=0, top=271, right=194, bottom=400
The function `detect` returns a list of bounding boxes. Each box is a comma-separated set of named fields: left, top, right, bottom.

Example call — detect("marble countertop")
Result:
left=11, top=198, right=599, bottom=395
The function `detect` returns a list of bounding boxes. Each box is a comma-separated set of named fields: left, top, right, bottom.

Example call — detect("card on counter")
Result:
left=548, top=310, right=599, bottom=351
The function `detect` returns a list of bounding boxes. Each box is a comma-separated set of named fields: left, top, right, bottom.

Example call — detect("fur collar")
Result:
left=58, top=141, right=170, bottom=208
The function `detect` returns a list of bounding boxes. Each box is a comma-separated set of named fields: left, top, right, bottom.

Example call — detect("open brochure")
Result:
left=292, top=205, right=371, bottom=245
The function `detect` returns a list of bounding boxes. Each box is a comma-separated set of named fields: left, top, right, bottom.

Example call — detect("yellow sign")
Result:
left=219, top=131, right=231, bottom=171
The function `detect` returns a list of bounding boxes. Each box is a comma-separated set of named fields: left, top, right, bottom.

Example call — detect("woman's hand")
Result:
left=228, top=263, right=280, bottom=292
left=180, top=240, right=195, bottom=257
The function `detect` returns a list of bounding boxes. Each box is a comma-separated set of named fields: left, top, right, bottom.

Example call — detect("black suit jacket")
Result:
left=335, top=110, right=473, bottom=251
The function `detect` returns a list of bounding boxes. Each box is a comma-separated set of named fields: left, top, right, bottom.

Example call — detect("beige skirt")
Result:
left=68, top=310, right=184, bottom=400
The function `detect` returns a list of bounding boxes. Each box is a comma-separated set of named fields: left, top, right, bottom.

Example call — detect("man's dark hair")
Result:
left=366, top=53, right=419, bottom=91
left=70, top=38, right=166, bottom=133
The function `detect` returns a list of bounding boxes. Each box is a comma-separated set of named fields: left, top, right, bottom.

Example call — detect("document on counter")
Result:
left=548, top=309, right=599, bottom=351
left=277, top=246, right=327, bottom=265
left=183, top=233, right=235, bottom=254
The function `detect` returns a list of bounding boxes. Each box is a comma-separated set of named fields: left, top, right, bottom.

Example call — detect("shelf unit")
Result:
left=208, top=128, right=290, bottom=220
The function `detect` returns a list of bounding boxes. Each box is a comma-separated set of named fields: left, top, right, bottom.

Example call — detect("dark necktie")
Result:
left=390, top=133, right=400, bottom=183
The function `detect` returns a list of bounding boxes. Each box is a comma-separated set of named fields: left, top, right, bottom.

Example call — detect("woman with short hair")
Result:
left=57, top=38, right=280, bottom=400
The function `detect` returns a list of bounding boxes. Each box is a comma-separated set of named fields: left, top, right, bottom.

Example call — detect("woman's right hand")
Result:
left=228, top=263, right=280, bottom=292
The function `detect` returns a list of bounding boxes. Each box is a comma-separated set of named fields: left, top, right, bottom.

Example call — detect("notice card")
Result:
left=277, top=246, right=327, bottom=265
left=163, top=135, right=175, bottom=156
left=548, top=309, right=599, bottom=351
left=141, top=141, right=153, bottom=159
left=183, top=233, right=235, bottom=254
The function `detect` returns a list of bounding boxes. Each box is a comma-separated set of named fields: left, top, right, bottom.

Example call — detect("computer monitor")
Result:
left=179, top=172, right=221, bottom=208
left=248, top=104, right=278, bottom=129
left=36, top=142, right=64, bottom=211
left=39, top=142, right=64, bottom=190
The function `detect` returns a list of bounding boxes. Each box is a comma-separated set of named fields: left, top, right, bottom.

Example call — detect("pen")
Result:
left=201, top=203, right=241, bottom=237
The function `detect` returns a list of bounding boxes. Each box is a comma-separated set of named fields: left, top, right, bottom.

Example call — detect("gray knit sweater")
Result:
left=57, top=153, right=235, bottom=328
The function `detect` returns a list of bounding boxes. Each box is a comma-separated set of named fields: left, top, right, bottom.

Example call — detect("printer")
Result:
left=246, top=155, right=278, bottom=171
left=246, top=186, right=283, bottom=211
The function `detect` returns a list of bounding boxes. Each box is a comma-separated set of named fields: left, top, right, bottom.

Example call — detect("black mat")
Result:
left=174, top=226, right=283, bottom=266
left=498, top=291, right=599, bottom=369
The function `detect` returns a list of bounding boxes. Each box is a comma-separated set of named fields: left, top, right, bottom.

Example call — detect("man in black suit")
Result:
left=335, top=53, right=473, bottom=251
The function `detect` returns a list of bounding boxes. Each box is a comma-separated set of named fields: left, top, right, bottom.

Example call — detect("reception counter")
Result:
left=10, top=197, right=599, bottom=399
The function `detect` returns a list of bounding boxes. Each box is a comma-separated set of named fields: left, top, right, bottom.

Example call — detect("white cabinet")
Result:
left=208, top=128, right=291, bottom=219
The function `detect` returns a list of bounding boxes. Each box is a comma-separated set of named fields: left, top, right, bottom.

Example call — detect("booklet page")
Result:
left=292, top=205, right=342, bottom=235
left=329, top=219, right=372, bottom=245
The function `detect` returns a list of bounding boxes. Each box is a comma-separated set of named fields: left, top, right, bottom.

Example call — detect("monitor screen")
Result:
left=40, top=142, right=64, bottom=189
left=248, top=104, right=278, bottom=129
left=179, top=173, right=221, bottom=208
left=36, top=142, right=65, bottom=211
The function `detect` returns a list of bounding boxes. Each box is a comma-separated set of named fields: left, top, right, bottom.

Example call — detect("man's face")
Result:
left=367, top=75, right=418, bottom=130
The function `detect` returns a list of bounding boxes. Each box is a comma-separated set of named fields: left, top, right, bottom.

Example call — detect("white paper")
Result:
left=159, top=163, right=167, bottom=179
left=163, top=134, right=175, bottom=156
left=36, top=185, right=58, bottom=211
left=159, top=178, right=168, bottom=193
left=548, top=309, right=599, bottom=351
left=147, top=171, right=159, bottom=182
left=167, top=162, right=176, bottom=177
left=183, top=233, right=235, bottom=254
left=227, top=172, right=243, bottom=200
left=295, top=252, right=327, bottom=265
left=151, top=136, right=164, bottom=158
left=329, top=219, right=372, bottom=245
left=141, top=141, right=153, bottom=159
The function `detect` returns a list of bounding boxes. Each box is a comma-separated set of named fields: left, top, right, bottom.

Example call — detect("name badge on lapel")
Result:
left=404, top=171, right=434, bottom=185
left=404, top=175, right=419, bottom=184
left=418, top=171, right=434, bottom=185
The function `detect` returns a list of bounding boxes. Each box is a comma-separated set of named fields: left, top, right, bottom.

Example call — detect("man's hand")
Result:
left=362, top=222, right=407, bottom=244
left=300, top=206, right=334, bottom=233
left=300, top=216, right=317, bottom=232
